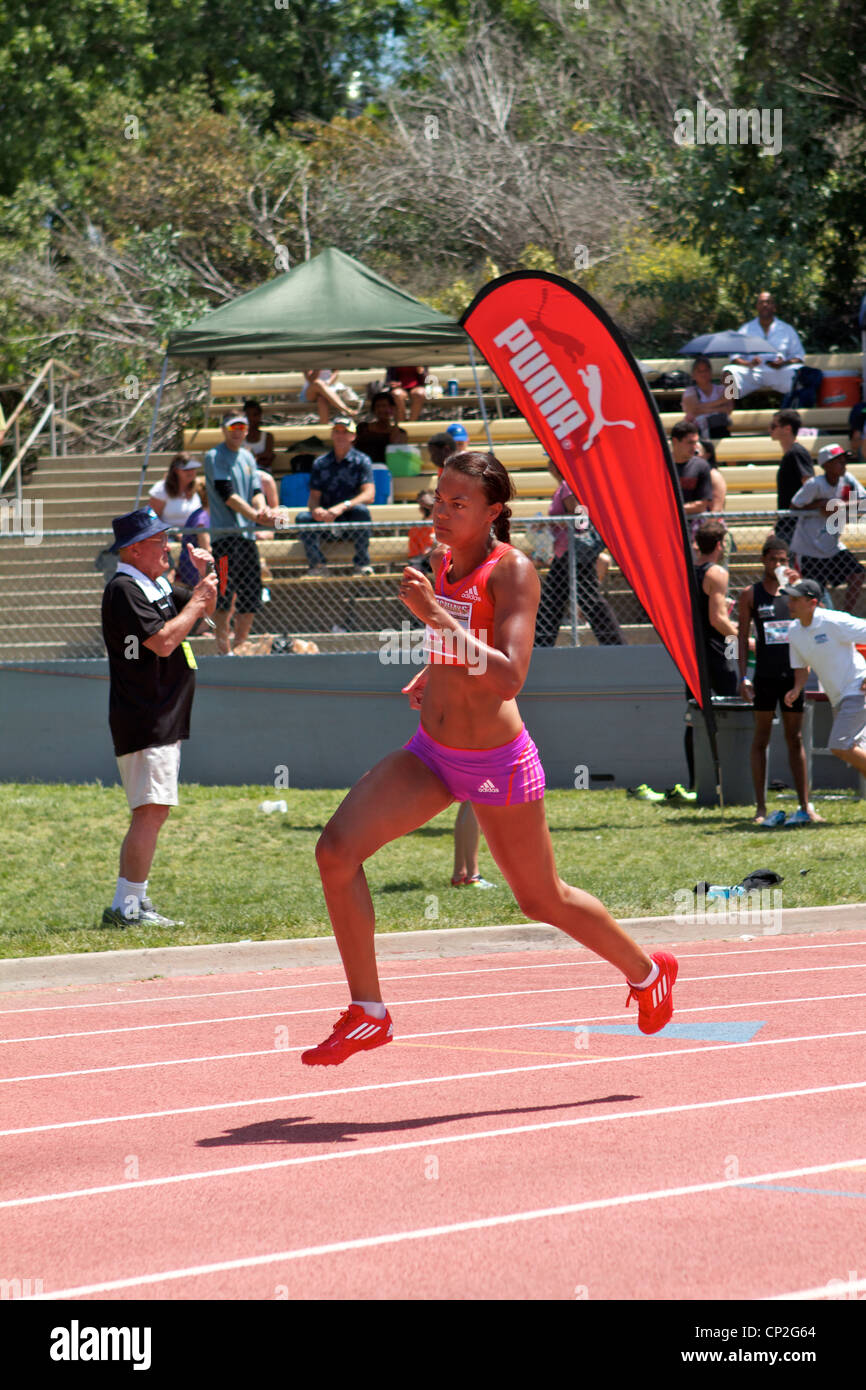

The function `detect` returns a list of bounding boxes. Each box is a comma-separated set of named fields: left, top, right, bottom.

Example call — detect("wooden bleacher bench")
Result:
left=640, top=352, right=863, bottom=379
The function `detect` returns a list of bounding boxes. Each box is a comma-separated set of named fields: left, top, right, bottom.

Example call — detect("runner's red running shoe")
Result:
left=625, top=951, right=678, bottom=1034
left=301, top=1004, right=393, bottom=1066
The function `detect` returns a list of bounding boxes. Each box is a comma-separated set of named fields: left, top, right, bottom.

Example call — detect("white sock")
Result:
left=628, top=960, right=659, bottom=990
left=112, top=878, right=146, bottom=919
left=352, top=999, right=387, bottom=1019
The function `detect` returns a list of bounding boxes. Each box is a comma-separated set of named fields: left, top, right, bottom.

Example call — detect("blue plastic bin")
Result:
left=279, top=473, right=311, bottom=507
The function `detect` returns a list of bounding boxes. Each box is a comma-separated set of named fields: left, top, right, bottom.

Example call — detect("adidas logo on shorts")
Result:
left=477, top=778, right=499, bottom=793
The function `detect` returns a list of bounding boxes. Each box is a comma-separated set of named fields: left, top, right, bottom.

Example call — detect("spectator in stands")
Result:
left=408, top=489, right=436, bottom=570
left=355, top=390, right=408, bottom=464
left=204, top=414, right=278, bottom=655
left=243, top=399, right=277, bottom=480
left=682, top=519, right=740, bottom=790
left=296, top=418, right=376, bottom=575
left=772, top=408, right=814, bottom=546
left=175, top=479, right=211, bottom=590
left=426, top=432, right=455, bottom=473
left=302, top=369, right=360, bottom=423
left=671, top=420, right=713, bottom=519
left=681, top=356, right=735, bottom=440
left=445, top=423, right=470, bottom=452
left=737, top=534, right=821, bottom=825
left=386, top=366, right=428, bottom=422
left=148, top=454, right=205, bottom=527
left=534, top=462, right=625, bottom=647
left=789, top=443, right=866, bottom=612
left=695, top=439, right=727, bottom=515
left=848, top=397, right=866, bottom=462
left=724, top=291, right=805, bottom=401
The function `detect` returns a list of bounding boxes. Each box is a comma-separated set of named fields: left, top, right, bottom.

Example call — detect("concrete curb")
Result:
left=0, top=903, right=863, bottom=992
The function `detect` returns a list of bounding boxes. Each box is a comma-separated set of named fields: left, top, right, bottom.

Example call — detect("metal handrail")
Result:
left=0, top=402, right=54, bottom=498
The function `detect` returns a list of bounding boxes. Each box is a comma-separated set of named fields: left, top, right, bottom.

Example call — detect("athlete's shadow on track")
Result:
left=196, top=1094, right=639, bottom=1148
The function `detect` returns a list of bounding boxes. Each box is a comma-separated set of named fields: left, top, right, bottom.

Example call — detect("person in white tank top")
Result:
left=242, top=400, right=278, bottom=509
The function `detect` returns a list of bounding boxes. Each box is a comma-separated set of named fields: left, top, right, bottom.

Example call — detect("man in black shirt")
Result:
left=772, top=408, right=814, bottom=546
left=295, top=418, right=376, bottom=574
left=737, top=532, right=821, bottom=825
left=670, top=420, right=713, bottom=518
left=101, top=507, right=217, bottom=928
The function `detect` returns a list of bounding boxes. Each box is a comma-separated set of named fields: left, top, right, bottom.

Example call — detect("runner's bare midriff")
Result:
left=419, top=666, right=524, bottom=749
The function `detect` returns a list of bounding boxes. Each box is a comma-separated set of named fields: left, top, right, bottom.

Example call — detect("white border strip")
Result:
left=4, top=1072, right=865, bottom=1211
left=3, top=939, right=864, bottom=1016
left=4, top=963, right=865, bottom=1046
left=3, top=994, right=866, bottom=1086
left=4, top=1019, right=866, bottom=1138
left=27, top=1154, right=866, bottom=1301
left=769, top=1274, right=866, bottom=1301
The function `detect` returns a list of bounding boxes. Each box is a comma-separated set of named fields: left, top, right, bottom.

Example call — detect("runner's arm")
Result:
left=706, top=566, right=737, bottom=638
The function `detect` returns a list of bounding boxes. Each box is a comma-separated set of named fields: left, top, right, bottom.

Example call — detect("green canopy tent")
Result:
left=166, top=247, right=468, bottom=370
left=137, top=247, right=490, bottom=499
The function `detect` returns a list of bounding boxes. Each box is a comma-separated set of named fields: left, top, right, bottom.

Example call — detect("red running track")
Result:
left=1, top=930, right=865, bottom=1302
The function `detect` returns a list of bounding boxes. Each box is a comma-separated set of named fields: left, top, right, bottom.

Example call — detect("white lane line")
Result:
left=2, top=1056, right=864, bottom=1206
left=4, top=938, right=864, bottom=1016
left=3, top=963, right=865, bottom=1046
left=25, top=1153, right=866, bottom=1300
left=3, top=1023, right=865, bottom=1138
left=3, top=991, right=866, bottom=1086
left=768, top=1274, right=866, bottom=1301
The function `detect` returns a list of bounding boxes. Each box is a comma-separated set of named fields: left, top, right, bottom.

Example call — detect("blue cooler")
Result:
left=279, top=473, right=311, bottom=507
left=372, top=464, right=393, bottom=504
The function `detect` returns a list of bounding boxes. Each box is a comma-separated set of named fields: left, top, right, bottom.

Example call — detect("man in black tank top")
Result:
left=683, top=521, right=740, bottom=791
left=737, top=533, right=822, bottom=824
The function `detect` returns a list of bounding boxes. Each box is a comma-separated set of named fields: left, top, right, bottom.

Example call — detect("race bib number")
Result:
left=763, top=620, right=791, bottom=645
left=425, top=595, right=473, bottom=662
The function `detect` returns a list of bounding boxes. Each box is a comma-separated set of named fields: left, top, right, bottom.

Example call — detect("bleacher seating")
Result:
left=4, top=352, right=864, bottom=659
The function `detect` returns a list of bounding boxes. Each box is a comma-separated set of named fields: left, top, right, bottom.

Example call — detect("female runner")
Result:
left=302, top=451, right=677, bottom=1064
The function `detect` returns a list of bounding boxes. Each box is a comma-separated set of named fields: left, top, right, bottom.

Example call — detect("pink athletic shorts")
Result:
left=404, top=724, right=545, bottom=805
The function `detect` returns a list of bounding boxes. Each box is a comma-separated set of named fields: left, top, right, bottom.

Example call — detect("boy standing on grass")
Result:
left=783, top=578, right=866, bottom=782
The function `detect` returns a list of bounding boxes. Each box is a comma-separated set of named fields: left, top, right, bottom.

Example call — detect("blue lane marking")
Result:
left=737, top=1183, right=866, bottom=1200
left=525, top=1021, right=766, bottom=1043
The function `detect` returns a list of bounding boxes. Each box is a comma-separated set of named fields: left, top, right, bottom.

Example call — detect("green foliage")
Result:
left=584, top=238, right=736, bottom=355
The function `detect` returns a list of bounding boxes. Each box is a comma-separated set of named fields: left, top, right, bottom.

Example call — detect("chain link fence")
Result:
left=2, top=511, right=866, bottom=662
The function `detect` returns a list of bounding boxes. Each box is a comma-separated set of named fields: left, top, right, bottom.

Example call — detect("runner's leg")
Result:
left=316, top=750, right=455, bottom=1000
left=472, top=799, right=652, bottom=981
left=750, top=708, right=775, bottom=819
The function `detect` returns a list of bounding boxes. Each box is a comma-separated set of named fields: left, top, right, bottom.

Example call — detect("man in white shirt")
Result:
left=790, top=443, right=866, bottom=612
left=724, top=291, right=805, bottom=400
left=783, top=578, right=866, bottom=779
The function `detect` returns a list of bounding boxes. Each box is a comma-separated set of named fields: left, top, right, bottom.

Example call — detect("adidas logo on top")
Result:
left=463, top=585, right=480, bottom=600
left=477, top=778, right=499, bottom=793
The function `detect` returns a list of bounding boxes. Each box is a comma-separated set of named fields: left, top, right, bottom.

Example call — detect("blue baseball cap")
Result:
left=446, top=423, right=468, bottom=441
left=110, top=507, right=172, bottom=553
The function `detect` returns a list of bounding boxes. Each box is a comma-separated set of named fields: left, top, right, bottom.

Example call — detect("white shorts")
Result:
left=829, top=695, right=866, bottom=751
left=117, top=742, right=181, bottom=809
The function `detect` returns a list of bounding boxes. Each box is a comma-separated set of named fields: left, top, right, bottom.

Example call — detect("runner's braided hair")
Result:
left=441, top=450, right=515, bottom=542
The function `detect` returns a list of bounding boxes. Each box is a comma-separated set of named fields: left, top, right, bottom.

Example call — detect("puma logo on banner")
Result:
left=492, top=319, right=635, bottom=450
